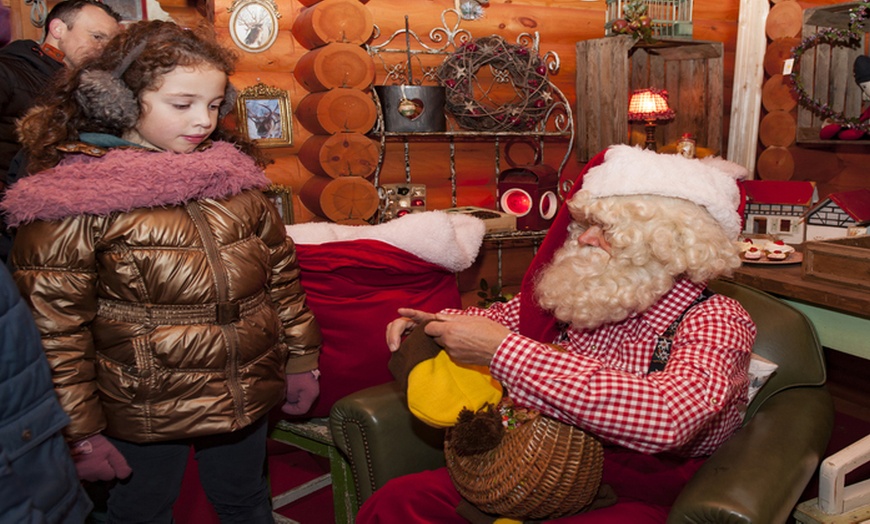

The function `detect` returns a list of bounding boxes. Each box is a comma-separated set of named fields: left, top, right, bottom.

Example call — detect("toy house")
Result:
left=805, top=189, right=870, bottom=241
left=741, top=180, right=817, bottom=245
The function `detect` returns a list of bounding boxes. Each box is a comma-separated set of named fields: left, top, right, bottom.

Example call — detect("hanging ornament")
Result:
left=396, top=85, right=423, bottom=120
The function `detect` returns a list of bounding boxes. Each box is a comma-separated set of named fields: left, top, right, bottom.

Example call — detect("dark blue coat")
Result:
left=0, top=262, right=91, bottom=523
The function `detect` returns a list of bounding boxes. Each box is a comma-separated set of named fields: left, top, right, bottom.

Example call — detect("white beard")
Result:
left=533, top=233, right=676, bottom=330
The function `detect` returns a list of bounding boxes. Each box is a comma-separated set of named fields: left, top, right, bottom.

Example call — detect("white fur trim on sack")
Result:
left=285, top=211, right=486, bottom=272
left=579, top=145, right=748, bottom=239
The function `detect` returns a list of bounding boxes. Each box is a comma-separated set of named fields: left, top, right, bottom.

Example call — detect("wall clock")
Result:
left=227, top=0, right=281, bottom=53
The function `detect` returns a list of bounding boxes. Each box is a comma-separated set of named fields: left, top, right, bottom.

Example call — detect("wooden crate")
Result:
left=802, top=235, right=870, bottom=290
left=575, top=35, right=723, bottom=162
left=795, top=3, right=867, bottom=144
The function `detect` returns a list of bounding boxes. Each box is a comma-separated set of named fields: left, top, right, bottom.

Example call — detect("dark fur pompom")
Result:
left=75, top=70, right=140, bottom=131
left=449, top=404, right=505, bottom=456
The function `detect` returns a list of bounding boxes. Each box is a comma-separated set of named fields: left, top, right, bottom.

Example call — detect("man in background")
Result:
left=0, top=0, right=121, bottom=263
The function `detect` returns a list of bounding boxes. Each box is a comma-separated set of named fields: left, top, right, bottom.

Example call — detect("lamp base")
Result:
left=644, top=122, right=657, bottom=151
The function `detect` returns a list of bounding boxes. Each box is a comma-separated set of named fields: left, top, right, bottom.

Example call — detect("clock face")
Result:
left=229, top=0, right=278, bottom=53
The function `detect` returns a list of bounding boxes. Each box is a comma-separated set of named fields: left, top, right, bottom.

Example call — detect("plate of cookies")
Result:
left=737, top=238, right=803, bottom=265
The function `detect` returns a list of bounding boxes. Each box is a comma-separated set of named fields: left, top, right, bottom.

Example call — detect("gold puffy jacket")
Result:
left=5, top=141, right=321, bottom=443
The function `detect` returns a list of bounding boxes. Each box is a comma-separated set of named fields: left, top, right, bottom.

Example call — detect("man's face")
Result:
left=534, top=218, right=676, bottom=331
left=52, top=5, right=121, bottom=67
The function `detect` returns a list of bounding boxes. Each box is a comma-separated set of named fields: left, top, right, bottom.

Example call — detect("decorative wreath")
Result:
left=437, top=35, right=553, bottom=132
left=789, top=1, right=870, bottom=133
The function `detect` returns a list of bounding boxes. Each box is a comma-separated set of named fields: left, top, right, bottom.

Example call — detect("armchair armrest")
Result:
left=329, top=381, right=446, bottom=504
left=668, top=386, right=834, bottom=524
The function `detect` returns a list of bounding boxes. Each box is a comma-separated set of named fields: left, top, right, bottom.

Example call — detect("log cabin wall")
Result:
left=211, top=0, right=749, bottom=301
left=208, top=0, right=749, bottom=301
left=205, top=0, right=748, bottom=224
left=759, top=0, right=870, bottom=199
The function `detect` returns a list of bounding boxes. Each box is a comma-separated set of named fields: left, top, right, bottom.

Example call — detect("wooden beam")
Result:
left=728, top=0, right=769, bottom=176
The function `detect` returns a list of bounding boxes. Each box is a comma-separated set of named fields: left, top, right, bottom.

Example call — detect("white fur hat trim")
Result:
left=284, top=211, right=485, bottom=272
left=579, top=145, right=749, bottom=239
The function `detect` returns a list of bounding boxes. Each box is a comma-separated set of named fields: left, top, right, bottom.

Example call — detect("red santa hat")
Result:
left=518, top=145, right=749, bottom=343
left=582, top=145, right=747, bottom=239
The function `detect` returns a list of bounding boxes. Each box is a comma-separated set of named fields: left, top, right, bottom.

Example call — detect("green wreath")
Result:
left=789, top=1, right=870, bottom=133
left=437, top=35, right=553, bottom=132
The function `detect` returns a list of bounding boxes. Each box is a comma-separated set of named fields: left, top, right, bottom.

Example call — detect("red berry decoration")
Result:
left=437, top=35, right=553, bottom=132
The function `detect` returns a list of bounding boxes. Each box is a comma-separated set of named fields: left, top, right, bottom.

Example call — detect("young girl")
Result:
left=2, top=20, right=321, bottom=523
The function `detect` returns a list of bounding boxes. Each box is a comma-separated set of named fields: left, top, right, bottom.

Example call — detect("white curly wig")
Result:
left=533, top=193, right=741, bottom=330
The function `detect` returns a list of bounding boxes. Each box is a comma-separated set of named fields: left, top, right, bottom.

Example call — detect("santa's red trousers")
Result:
left=356, top=446, right=705, bottom=523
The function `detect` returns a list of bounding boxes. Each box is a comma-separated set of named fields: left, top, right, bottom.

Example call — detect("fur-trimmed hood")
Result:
left=2, top=141, right=269, bottom=228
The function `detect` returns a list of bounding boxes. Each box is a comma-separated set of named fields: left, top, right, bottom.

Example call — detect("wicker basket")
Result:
left=445, top=413, right=604, bottom=520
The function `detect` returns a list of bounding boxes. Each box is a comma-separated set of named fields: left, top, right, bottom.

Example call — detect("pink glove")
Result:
left=70, top=434, right=132, bottom=482
left=282, top=370, right=320, bottom=415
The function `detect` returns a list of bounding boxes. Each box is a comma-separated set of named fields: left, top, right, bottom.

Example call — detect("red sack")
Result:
left=287, top=212, right=485, bottom=416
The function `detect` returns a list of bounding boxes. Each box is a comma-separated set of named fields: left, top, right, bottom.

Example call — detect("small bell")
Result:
left=397, top=98, right=418, bottom=119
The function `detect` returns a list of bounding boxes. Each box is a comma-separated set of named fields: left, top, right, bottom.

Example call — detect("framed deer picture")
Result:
left=264, top=184, right=294, bottom=225
left=236, top=82, right=292, bottom=148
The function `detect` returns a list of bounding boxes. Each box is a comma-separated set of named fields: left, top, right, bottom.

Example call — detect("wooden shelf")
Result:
left=796, top=4, right=868, bottom=147
left=796, top=127, right=870, bottom=148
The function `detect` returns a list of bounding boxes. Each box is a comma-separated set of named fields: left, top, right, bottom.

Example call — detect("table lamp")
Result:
left=628, top=88, right=675, bottom=151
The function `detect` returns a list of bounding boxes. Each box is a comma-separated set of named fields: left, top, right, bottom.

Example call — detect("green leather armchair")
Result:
left=329, top=280, right=834, bottom=523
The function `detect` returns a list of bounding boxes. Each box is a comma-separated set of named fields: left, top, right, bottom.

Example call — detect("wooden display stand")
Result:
left=575, top=35, right=723, bottom=162
left=795, top=3, right=867, bottom=146
left=802, top=235, right=870, bottom=291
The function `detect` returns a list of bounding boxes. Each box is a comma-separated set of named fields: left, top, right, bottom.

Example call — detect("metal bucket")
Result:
left=375, top=85, right=446, bottom=133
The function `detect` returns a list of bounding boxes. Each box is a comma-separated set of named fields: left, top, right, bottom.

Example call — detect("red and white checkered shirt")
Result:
left=447, top=279, right=756, bottom=457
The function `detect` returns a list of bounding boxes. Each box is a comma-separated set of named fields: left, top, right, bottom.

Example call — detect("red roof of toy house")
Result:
left=823, top=189, right=870, bottom=225
left=742, top=180, right=817, bottom=206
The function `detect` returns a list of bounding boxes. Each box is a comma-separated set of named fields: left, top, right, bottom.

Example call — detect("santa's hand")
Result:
left=424, top=314, right=511, bottom=367
left=386, top=308, right=437, bottom=351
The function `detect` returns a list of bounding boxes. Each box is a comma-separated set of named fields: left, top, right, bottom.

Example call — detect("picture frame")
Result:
left=103, top=0, right=147, bottom=21
left=264, top=184, right=294, bottom=225
left=235, top=82, right=293, bottom=148
left=227, top=0, right=281, bottom=53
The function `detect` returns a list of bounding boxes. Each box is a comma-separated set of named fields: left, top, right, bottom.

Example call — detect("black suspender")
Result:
left=648, top=289, right=713, bottom=373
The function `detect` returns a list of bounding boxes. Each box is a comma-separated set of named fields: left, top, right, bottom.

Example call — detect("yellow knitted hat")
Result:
left=406, top=350, right=503, bottom=428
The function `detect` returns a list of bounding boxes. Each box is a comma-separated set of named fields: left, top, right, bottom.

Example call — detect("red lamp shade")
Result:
left=627, top=88, right=674, bottom=151
left=628, top=88, right=674, bottom=122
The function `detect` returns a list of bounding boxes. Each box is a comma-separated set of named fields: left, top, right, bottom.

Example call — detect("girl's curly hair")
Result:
left=18, top=20, right=269, bottom=172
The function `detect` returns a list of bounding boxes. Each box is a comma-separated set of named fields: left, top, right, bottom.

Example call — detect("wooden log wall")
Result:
left=200, top=0, right=748, bottom=301
left=204, top=0, right=751, bottom=225
left=756, top=0, right=870, bottom=199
